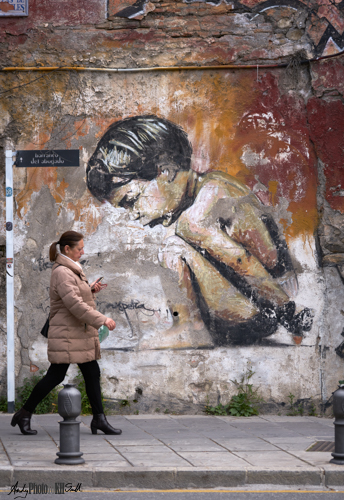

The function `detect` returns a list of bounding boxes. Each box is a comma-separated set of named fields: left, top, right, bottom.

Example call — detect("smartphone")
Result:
left=91, top=277, right=103, bottom=290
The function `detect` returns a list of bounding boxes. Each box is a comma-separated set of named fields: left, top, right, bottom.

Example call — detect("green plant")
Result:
left=74, top=368, right=106, bottom=415
left=229, top=369, right=262, bottom=416
left=16, top=371, right=60, bottom=414
left=204, top=402, right=231, bottom=416
left=0, top=396, right=8, bottom=412
left=297, top=404, right=304, bottom=416
left=308, top=399, right=317, bottom=417
left=204, top=369, right=262, bottom=417
left=120, top=399, right=130, bottom=407
left=155, top=407, right=160, bottom=412
left=286, top=392, right=298, bottom=416
left=288, top=392, right=295, bottom=406
left=228, top=393, right=260, bottom=417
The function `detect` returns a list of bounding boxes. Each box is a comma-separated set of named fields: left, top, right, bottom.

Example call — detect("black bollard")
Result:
left=55, top=384, right=85, bottom=465
left=330, top=384, right=344, bottom=465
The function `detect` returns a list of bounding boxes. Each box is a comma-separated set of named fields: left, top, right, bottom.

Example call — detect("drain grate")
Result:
left=307, top=441, right=335, bottom=452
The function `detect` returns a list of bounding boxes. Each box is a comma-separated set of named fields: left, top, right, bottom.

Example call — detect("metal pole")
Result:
left=55, top=384, right=84, bottom=465
left=330, top=384, right=344, bottom=465
left=5, top=150, right=15, bottom=413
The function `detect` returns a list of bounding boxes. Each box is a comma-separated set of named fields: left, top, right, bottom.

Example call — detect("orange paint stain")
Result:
left=268, top=181, right=279, bottom=206
left=16, top=167, right=69, bottom=217
left=285, top=205, right=319, bottom=243
left=94, top=117, right=122, bottom=139
left=66, top=191, right=103, bottom=235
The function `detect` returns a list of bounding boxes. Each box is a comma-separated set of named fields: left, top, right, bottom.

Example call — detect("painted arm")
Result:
left=175, top=180, right=290, bottom=306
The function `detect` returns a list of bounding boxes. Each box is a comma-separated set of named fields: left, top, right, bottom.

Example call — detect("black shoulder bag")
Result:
left=40, top=264, right=62, bottom=338
left=40, top=317, right=50, bottom=338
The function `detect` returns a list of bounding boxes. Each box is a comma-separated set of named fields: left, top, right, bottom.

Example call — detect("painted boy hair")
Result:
left=86, top=115, right=192, bottom=201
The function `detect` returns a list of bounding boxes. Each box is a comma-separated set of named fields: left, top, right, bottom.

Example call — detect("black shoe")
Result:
left=11, top=408, right=37, bottom=435
left=90, top=414, right=122, bottom=435
left=280, top=307, right=314, bottom=335
left=276, top=301, right=296, bottom=328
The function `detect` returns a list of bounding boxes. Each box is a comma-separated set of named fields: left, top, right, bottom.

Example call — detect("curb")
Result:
left=0, top=467, right=343, bottom=489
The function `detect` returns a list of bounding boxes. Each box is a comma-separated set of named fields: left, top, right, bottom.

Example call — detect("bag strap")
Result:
left=48, top=264, right=62, bottom=320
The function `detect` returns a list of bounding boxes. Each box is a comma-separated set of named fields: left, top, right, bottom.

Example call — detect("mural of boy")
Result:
left=86, top=115, right=313, bottom=349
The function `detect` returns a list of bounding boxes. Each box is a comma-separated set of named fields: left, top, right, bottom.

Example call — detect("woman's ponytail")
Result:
left=49, top=241, right=59, bottom=262
left=49, top=231, right=84, bottom=262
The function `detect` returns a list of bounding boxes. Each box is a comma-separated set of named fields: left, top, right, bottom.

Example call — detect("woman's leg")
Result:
left=78, top=360, right=122, bottom=435
left=12, top=363, right=69, bottom=435
left=23, top=364, right=69, bottom=413
left=77, top=360, right=103, bottom=415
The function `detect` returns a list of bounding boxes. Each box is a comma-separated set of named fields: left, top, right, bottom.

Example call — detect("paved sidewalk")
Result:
left=0, top=414, right=343, bottom=489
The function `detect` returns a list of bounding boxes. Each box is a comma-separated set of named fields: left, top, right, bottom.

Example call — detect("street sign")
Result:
left=0, top=0, right=28, bottom=16
left=16, top=150, right=80, bottom=168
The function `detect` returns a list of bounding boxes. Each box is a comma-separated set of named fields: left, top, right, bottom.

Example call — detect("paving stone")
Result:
left=217, top=439, right=280, bottom=451
left=85, top=461, right=131, bottom=467
left=177, top=451, right=248, bottom=467
left=80, top=439, right=113, bottom=451
left=229, top=423, right=301, bottom=438
left=102, top=438, right=159, bottom=445
left=263, top=437, right=320, bottom=450
left=307, top=417, right=333, bottom=427
left=216, top=416, right=266, bottom=423
left=276, top=422, right=334, bottom=437
left=118, top=452, right=190, bottom=467
left=234, top=450, right=309, bottom=467
left=113, top=445, right=168, bottom=453
left=164, top=440, right=226, bottom=452
left=126, top=415, right=173, bottom=420
left=11, top=461, right=60, bottom=467
left=291, top=450, right=333, bottom=467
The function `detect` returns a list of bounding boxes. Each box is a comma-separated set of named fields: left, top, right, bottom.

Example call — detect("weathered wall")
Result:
left=1, top=0, right=344, bottom=413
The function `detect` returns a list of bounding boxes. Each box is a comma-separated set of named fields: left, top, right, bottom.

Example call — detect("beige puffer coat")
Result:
left=48, top=253, right=107, bottom=364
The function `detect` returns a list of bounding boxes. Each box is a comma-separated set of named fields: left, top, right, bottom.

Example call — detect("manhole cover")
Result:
left=307, top=441, right=334, bottom=452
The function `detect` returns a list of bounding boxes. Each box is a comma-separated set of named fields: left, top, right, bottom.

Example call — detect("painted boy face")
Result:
left=109, top=168, right=190, bottom=226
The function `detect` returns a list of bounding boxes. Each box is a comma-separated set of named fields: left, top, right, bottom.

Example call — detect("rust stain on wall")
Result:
left=16, top=167, right=69, bottom=217
left=67, top=191, right=103, bottom=235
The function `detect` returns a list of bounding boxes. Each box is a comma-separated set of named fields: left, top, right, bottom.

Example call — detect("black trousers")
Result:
left=23, top=360, right=103, bottom=415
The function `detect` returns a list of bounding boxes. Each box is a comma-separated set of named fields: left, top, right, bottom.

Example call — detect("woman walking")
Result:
left=11, top=231, right=121, bottom=436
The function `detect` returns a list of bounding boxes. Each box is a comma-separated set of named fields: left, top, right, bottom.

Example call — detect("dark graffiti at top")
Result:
left=87, top=115, right=313, bottom=347
left=113, top=0, right=344, bottom=56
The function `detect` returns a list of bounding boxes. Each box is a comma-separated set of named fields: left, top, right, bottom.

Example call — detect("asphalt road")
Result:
left=1, top=488, right=344, bottom=500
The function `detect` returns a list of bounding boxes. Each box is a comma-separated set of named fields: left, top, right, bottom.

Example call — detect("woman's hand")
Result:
left=104, top=318, right=116, bottom=330
left=91, top=281, right=107, bottom=294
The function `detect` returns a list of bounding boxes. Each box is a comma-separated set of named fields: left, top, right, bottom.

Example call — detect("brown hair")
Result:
left=49, top=231, right=84, bottom=262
